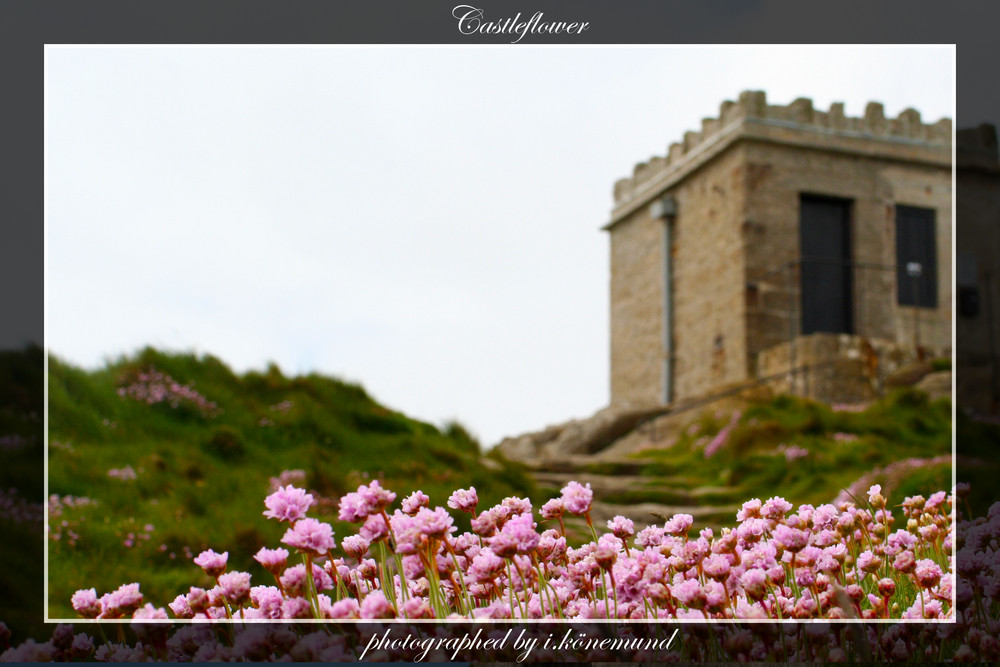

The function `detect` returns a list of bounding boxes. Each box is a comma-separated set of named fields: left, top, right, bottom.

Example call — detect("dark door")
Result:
left=799, top=196, right=852, bottom=335
left=895, top=205, right=937, bottom=308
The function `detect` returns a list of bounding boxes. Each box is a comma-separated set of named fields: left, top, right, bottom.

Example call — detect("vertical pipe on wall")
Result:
left=662, top=216, right=673, bottom=404
left=651, top=195, right=677, bottom=406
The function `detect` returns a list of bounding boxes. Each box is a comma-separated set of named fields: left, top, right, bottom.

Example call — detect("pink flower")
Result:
left=401, top=491, right=430, bottom=515
left=168, top=594, right=193, bottom=619
left=263, top=485, right=314, bottom=523
left=501, top=496, right=532, bottom=517
left=328, top=598, right=360, bottom=619
left=447, top=487, right=478, bottom=513
left=359, top=513, right=390, bottom=543
left=560, top=481, right=593, bottom=515
left=893, top=550, right=916, bottom=573
left=500, top=512, right=539, bottom=554
left=773, top=525, right=809, bottom=552
left=762, top=496, right=792, bottom=521
left=71, top=588, right=101, bottom=618
left=341, top=534, right=371, bottom=560
left=217, top=571, right=251, bottom=605
left=339, top=481, right=397, bottom=522
left=99, top=583, right=143, bottom=618
left=671, top=578, right=706, bottom=609
left=635, top=525, right=666, bottom=548
left=281, top=597, right=313, bottom=619
left=593, top=534, right=619, bottom=570
left=185, top=587, right=209, bottom=613
left=740, top=569, right=768, bottom=600
left=540, top=498, right=565, bottom=520
left=702, top=553, right=732, bottom=580
left=132, top=603, right=168, bottom=619
left=489, top=532, right=518, bottom=559
left=607, top=515, right=635, bottom=539
left=414, top=506, right=455, bottom=539
left=467, top=548, right=505, bottom=583
left=663, top=513, right=693, bottom=536
left=926, top=491, right=948, bottom=510
left=249, top=586, right=284, bottom=619
left=856, top=550, right=882, bottom=574
left=914, top=559, right=943, bottom=589
left=282, top=518, right=336, bottom=555
left=193, top=549, right=228, bottom=578
left=389, top=512, right=427, bottom=555
left=401, top=597, right=434, bottom=619
left=280, top=563, right=333, bottom=596
left=471, top=510, right=498, bottom=537
left=737, top=498, right=762, bottom=521
left=253, top=547, right=288, bottom=575
left=704, top=411, right=741, bottom=457
left=359, top=590, right=395, bottom=619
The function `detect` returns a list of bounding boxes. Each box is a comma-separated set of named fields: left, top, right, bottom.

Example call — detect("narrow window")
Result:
left=895, top=205, right=937, bottom=308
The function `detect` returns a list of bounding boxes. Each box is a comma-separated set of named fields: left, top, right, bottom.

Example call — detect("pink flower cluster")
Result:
left=121, top=524, right=155, bottom=549
left=48, top=494, right=97, bottom=546
left=776, top=444, right=809, bottom=462
left=48, top=496, right=97, bottom=521
left=71, top=583, right=146, bottom=619
left=71, top=479, right=954, bottom=621
left=117, top=367, right=219, bottom=415
left=107, top=465, right=138, bottom=481
left=703, top=410, right=742, bottom=458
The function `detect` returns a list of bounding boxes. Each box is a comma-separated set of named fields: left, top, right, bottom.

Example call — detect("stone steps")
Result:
left=528, top=459, right=743, bottom=532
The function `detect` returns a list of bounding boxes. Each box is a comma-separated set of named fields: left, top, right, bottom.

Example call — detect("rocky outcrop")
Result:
left=914, top=370, right=952, bottom=402
left=884, top=360, right=935, bottom=388
left=493, top=404, right=667, bottom=465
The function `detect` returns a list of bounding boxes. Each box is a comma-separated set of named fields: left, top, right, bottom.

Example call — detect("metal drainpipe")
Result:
left=662, top=217, right=673, bottom=404
left=652, top=196, right=677, bottom=405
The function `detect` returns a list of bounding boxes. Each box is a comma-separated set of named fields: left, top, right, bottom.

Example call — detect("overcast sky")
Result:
left=45, top=46, right=954, bottom=446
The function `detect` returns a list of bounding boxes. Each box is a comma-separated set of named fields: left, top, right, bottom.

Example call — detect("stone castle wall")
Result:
left=612, top=91, right=951, bottom=218
left=606, top=91, right=952, bottom=407
left=742, top=141, right=952, bottom=368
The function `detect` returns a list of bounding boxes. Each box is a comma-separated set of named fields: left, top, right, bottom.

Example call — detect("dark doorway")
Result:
left=799, top=195, right=853, bottom=335
left=895, top=205, right=937, bottom=309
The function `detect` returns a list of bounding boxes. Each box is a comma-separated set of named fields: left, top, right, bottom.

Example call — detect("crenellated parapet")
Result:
left=612, top=90, right=952, bottom=208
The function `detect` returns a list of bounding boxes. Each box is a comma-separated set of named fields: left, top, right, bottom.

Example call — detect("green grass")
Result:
left=637, top=389, right=954, bottom=512
left=46, top=348, right=535, bottom=619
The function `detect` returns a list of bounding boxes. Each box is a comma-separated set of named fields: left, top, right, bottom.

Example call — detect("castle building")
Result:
left=605, top=91, right=952, bottom=407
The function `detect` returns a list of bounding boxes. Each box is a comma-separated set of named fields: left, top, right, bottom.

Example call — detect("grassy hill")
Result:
left=38, top=347, right=979, bottom=623
left=46, top=348, right=534, bottom=619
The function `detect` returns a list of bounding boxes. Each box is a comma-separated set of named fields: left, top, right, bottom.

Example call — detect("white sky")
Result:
left=45, top=46, right=955, bottom=447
